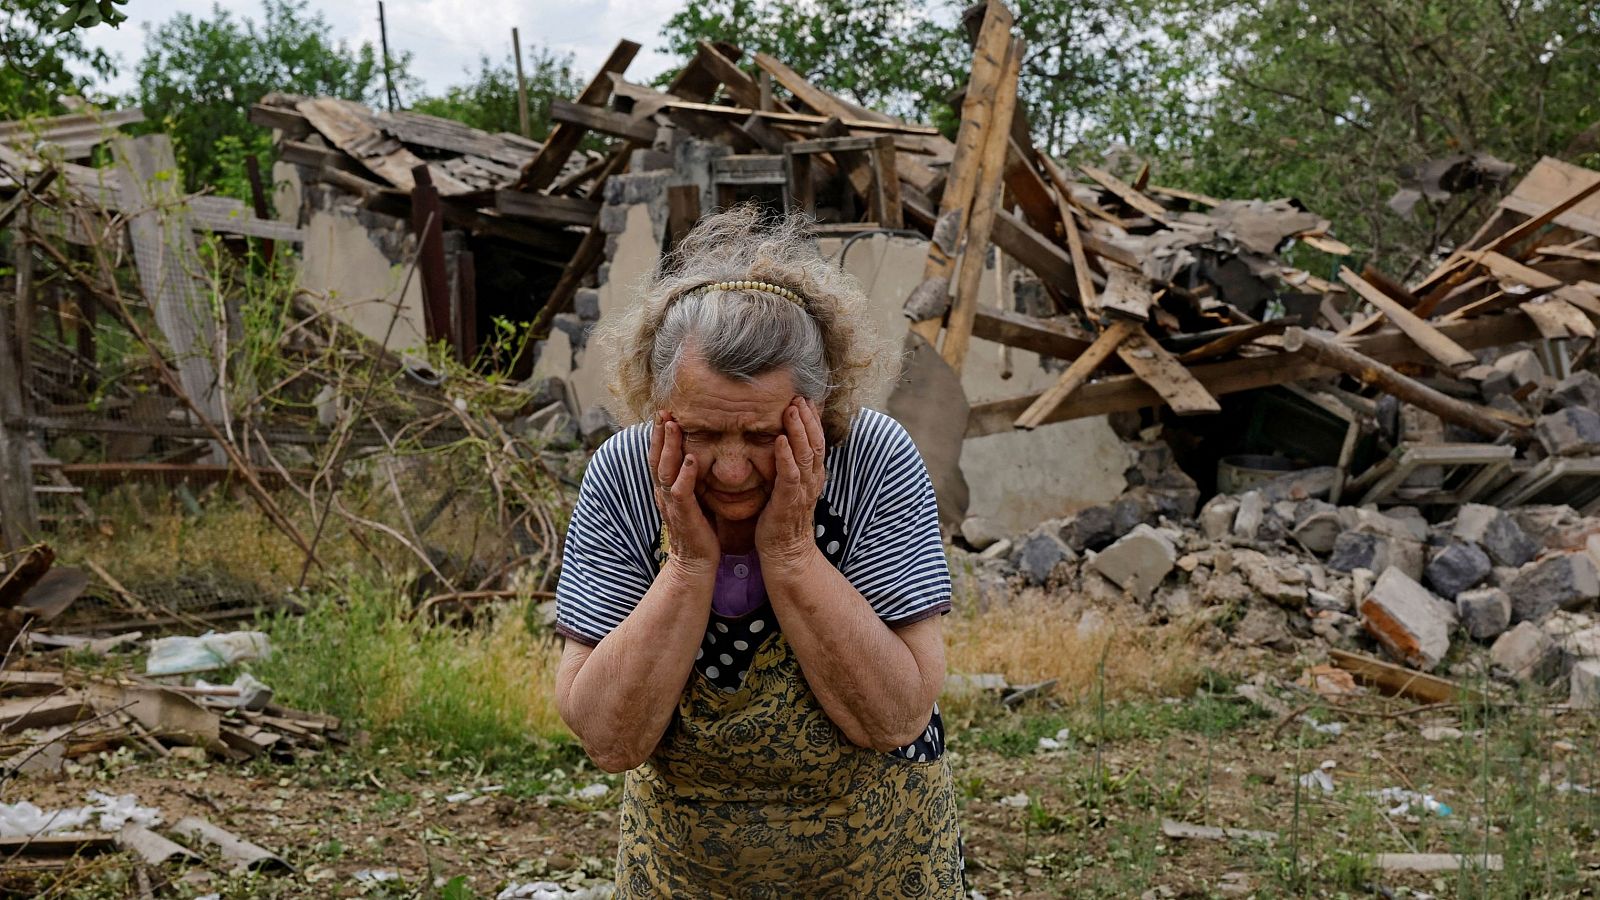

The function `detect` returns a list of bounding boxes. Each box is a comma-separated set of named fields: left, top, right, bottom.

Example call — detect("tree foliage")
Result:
left=411, top=45, right=583, bottom=140
left=136, top=0, right=410, bottom=193
left=0, top=0, right=115, bottom=118
left=659, top=0, right=966, bottom=124
left=1089, top=0, right=1600, bottom=271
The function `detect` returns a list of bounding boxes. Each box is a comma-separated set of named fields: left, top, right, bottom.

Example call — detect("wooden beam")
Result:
left=989, top=207, right=1075, bottom=291
left=941, top=35, right=1023, bottom=373
left=869, top=134, right=902, bottom=229
left=1078, top=163, right=1169, bottom=220
left=971, top=307, right=1094, bottom=359
left=966, top=310, right=1544, bottom=435
left=1115, top=328, right=1221, bottom=414
left=548, top=99, right=657, bottom=143
left=410, top=166, right=453, bottom=348
left=492, top=189, right=601, bottom=227
left=1338, top=267, right=1475, bottom=369
left=516, top=39, right=641, bottom=191
left=905, top=0, right=1016, bottom=344
left=666, top=184, right=700, bottom=253
left=693, top=41, right=784, bottom=111
left=1015, top=319, right=1138, bottom=429
left=1282, top=327, right=1525, bottom=438
left=1039, top=154, right=1098, bottom=314
left=1328, top=649, right=1473, bottom=704
left=529, top=220, right=605, bottom=338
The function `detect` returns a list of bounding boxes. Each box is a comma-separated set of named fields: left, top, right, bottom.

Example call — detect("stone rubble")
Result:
left=955, top=465, right=1600, bottom=703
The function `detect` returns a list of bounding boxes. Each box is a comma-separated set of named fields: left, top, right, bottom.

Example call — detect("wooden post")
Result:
left=378, top=1, right=399, bottom=112
left=244, top=154, right=275, bottom=266
left=758, top=71, right=773, bottom=112
left=409, top=164, right=452, bottom=348
left=0, top=213, right=40, bottom=551
left=512, top=27, right=531, bottom=139
left=940, top=35, right=1024, bottom=373
left=665, top=184, right=701, bottom=253
left=456, top=247, right=477, bottom=363
left=1282, top=327, right=1527, bottom=438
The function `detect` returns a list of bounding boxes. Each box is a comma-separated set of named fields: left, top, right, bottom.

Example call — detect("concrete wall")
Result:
left=272, top=161, right=431, bottom=355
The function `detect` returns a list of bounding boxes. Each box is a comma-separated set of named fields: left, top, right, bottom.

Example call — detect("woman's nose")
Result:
left=711, top=444, right=751, bottom=484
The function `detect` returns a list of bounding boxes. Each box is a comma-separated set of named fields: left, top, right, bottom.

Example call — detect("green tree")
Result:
left=1090, top=0, right=1600, bottom=272
left=411, top=44, right=582, bottom=140
left=0, top=0, right=115, bottom=118
left=136, top=0, right=410, bottom=193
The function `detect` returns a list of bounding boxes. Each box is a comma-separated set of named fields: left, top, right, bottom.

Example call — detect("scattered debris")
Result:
left=1373, top=853, right=1502, bottom=873
left=145, top=631, right=272, bottom=675
left=1160, top=819, right=1277, bottom=843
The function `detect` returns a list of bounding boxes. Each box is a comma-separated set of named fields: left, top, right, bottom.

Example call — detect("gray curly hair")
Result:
left=594, top=204, right=886, bottom=444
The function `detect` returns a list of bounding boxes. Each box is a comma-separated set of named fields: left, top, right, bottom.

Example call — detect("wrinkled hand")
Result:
left=756, top=397, right=826, bottom=569
left=649, top=413, right=720, bottom=574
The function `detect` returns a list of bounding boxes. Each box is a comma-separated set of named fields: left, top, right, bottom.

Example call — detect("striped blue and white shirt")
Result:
left=555, top=408, right=952, bottom=646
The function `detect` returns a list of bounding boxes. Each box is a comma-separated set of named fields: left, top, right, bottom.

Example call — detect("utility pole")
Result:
left=378, top=1, right=399, bottom=112
left=512, top=27, right=531, bottom=138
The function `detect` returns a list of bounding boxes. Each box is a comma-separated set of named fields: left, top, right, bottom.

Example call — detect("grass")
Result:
left=252, top=575, right=573, bottom=769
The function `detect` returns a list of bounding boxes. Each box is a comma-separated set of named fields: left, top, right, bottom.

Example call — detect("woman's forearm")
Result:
left=764, top=547, right=945, bottom=750
left=557, top=560, right=715, bottom=772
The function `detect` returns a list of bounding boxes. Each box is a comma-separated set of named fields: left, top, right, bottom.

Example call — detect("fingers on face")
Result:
left=648, top=411, right=665, bottom=470
left=775, top=433, right=802, bottom=483
left=801, top=398, right=825, bottom=461
left=657, top=419, right=684, bottom=488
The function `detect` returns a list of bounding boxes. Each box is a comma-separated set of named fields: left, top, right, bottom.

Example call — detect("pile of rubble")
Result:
left=957, top=440, right=1600, bottom=708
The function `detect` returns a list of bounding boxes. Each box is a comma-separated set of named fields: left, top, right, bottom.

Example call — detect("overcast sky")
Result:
left=79, top=0, right=686, bottom=98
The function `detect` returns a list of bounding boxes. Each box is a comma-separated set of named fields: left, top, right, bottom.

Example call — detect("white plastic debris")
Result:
left=496, top=883, right=614, bottom=900
left=1555, top=782, right=1594, bottom=795
left=572, top=783, right=609, bottom=801
left=353, top=869, right=401, bottom=884
left=0, top=792, right=161, bottom=838
left=445, top=791, right=475, bottom=804
left=998, top=792, right=1030, bottom=808
left=1036, top=737, right=1062, bottom=751
left=146, top=631, right=271, bottom=675
left=1298, top=762, right=1336, bottom=794
left=193, top=672, right=274, bottom=710
left=1369, top=786, right=1452, bottom=817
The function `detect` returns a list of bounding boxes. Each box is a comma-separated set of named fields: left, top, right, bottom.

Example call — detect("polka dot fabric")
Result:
left=687, top=500, right=946, bottom=763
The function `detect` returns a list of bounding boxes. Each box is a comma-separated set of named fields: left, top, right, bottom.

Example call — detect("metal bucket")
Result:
left=1216, top=454, right=1307, bottom=495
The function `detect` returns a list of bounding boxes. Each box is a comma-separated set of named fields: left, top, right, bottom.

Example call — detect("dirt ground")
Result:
left=7, top=669, right=1599, bottom=900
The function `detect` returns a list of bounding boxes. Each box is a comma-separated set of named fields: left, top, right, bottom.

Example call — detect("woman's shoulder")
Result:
left=583, top=422, right=653, bottom=487
left=836, top=408, right=920, bottom=467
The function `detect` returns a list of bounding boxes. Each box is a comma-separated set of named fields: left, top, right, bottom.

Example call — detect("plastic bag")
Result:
left=146, top=631, right=270, bottom=675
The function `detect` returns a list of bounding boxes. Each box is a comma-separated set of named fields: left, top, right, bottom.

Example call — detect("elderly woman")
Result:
left=553, top=206, right=962, bottom=896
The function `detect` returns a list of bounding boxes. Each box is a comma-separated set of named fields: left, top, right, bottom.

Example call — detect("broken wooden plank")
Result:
left=941, top=35, right=1024, bottom=374
left=971, top=308, right=1094, bottom=359
left=1327, top=649, right=1469, bottom=704
left=1283, top=327, right=1525, bottom=438
left=529, top=219, right=606, bottom=338
left=1015, top=319, right=1138, bottom=430
left=515, top=39, right=641, bottom=191
left=1175, top=322, right=1288, bottom=364
left=492, top=189, right=601, bottom=227
left=0, top=694, right=91, bottom=734
left=295, top=98, right=471, bottom=195
left=966, top=309, right=1543, bottom=435
left=1078, top=163, right=1170, bottom=221
left=1521, top=298, right=1596, bottom=338
left=1463, top=249, right=1562, bottom=292
left=547, top=99, right=657, bottom=144
left=1115, top=328, right=1221, bottom=415
left=1038, top=153, right=1099, bottom=315
left=1338, top=267, right=1475, bottom=369
left=989, top=207, right=1076, bottom=292
left=1097, top=263, right=1155, bottom=321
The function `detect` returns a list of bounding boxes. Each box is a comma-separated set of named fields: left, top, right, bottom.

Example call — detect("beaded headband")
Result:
left=682, top=279, right=806, bottom=308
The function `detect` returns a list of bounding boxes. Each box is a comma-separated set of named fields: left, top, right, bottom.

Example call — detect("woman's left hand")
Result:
left=756, top=397, right=826, bottom=568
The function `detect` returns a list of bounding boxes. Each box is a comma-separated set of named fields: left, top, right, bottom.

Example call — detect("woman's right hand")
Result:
left=648, top=413, right=721, bottom=573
